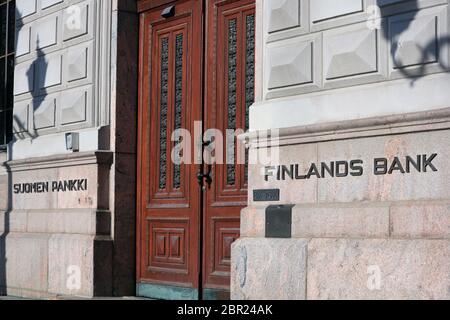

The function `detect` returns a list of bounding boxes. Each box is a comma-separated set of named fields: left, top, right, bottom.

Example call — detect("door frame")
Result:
left=135, top=0, right=255, bottom=300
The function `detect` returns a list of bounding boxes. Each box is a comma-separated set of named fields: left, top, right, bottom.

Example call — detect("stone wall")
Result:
left=232, top=118, right=450, bottom=300
left=252, top=0, right=450, bottom=129
left=0, top=0, right=138, bottom=298
left=232, top=0, right=450, bottom=300
left=12, top=0, right=112, bottom=158
left=0, top=152, right=114, bottom=298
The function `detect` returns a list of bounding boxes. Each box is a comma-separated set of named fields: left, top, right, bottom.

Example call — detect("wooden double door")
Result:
left=137, top=0, right=255, bottom=299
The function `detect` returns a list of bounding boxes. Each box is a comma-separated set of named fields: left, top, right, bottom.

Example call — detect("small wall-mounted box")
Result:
left=65, top=132, right=80, bottom=152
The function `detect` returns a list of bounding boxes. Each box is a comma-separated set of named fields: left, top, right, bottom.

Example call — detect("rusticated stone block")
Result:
left=0, top=210, right=27, bottom=233
left=292, top=203, right=390, bottom=238
left=317, top=130, right=450, bottom=203
left=266, top=0, right=301, bottom=33
left=231, top=238, right=307, bottom=300
left=311, top=0, right=363, bottom=23
left=267, top=39, right=313, bottom=89
left=2, top=232, right=50, bottom=298
left=240, top=206, right=265, bottom=238
left=26, top=209, right=98, bottom=235
left=16, top=0, right=37, bottom=18
left=391, top=201, right=450, bottom=239
left=48, top=234, right=95, bottom=297
left=307, top=239, right=450, bottom=300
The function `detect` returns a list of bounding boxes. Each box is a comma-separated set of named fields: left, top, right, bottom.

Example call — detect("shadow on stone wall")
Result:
left=30, top=40, right=47, bottom=133
left=2, top=3, right=140, bottom=297
left=378, top=0, right=450, bottom=85
left=0, top=161, right=11, bottom=296
left=0, top=6, right=46, bottom=296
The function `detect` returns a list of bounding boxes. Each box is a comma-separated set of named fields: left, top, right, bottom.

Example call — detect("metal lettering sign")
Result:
left=264, top=154, right=438, bottom=182
left=253, top=189, right=280, bottom=202
left=13, top=179, right=88, bottom=194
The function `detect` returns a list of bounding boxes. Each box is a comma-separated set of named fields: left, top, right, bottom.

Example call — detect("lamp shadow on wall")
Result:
left=0, top=7, right=48, bottom=296
left=377, top=0, right=450, bottom=86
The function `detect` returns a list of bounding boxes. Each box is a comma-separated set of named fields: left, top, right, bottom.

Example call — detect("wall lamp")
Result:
left=65, top=132, right=80, bottom=152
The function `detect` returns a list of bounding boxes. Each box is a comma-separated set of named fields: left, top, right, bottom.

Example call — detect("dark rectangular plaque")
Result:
left=253, top=189, right=280, bottom=202
left=265, top=204, right=294, bottom=239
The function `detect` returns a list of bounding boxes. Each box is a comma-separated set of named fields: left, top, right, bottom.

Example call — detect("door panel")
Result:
left=203, top=0, right=255, bottom=295
left=137, top=0, right=203, bottom=293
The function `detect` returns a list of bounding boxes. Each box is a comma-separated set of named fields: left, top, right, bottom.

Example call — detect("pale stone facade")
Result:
left=1, top=0, right=450, bottom=300
left=0, top=0, right=138, bottom=298
left=231, top=0, right=450, bottom=300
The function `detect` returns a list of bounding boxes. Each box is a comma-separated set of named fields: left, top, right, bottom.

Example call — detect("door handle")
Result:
left=197, top=165, right=212, bottom=188
left=197, top=139, right=213, bottom=188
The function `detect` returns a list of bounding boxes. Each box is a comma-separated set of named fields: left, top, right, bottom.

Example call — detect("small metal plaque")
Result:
left=253, top=189, right=280, bottom=202
left=265, top=205, right=294, bottom=238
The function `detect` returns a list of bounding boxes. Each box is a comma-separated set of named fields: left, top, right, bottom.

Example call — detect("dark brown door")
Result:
left=137, top=0, right=255, bottom=300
